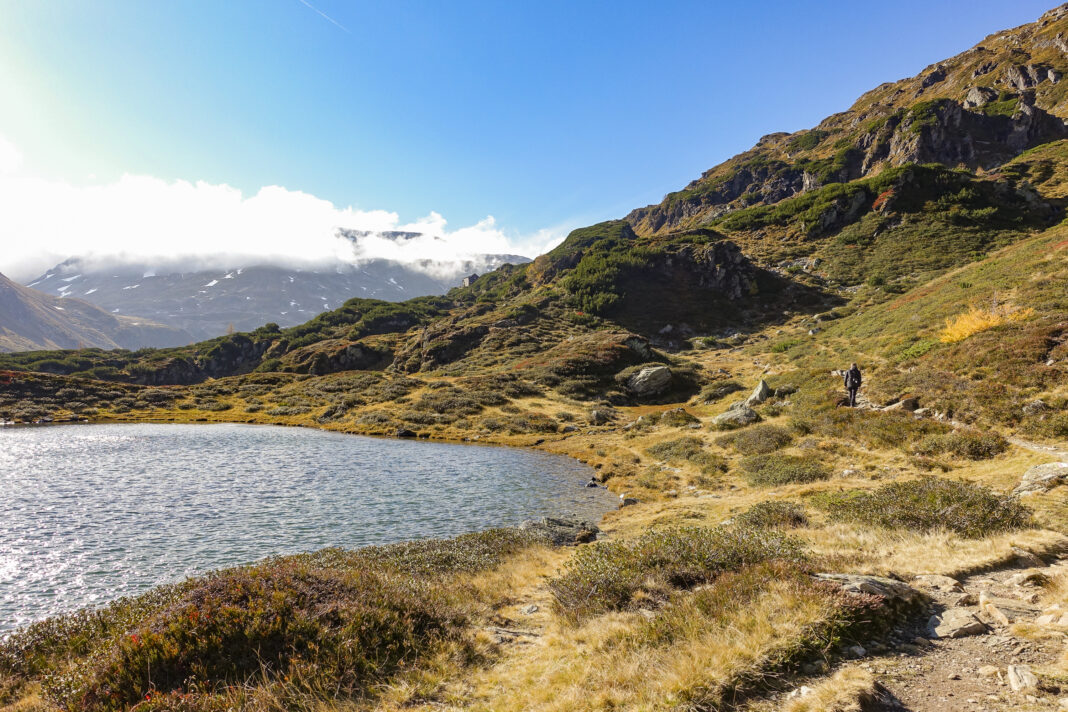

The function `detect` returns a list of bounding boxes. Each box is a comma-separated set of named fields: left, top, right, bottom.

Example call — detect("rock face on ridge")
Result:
left=627, top=5, right=1068, bottom=236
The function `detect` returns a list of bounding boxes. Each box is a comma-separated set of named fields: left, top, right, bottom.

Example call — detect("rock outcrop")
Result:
left=626, top=365, right=672, bottom=397
left=519, top=517, right=599, bottom=546
left=1013, top=461, right=1068, bottom=495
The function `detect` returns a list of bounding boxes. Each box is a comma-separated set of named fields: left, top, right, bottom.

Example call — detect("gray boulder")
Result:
left=519, top=517, right=599, bottom=546
left=744, top=379, right=772, bottom=407
left=589, top=409, right=611, bottom=425
left=627, top=365, right=672, bottom=397
left=713, top=405, right=760, bottom=428
left=963, top=85, right=998, bottom=108
left=1013, top=461, right=1068, bottom=495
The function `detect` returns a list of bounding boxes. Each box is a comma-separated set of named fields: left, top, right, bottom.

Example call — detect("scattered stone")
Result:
left=1013, top=462, right=1068, bottom=495
left=786, top=685, right=814, bottom=699
left=626, top=365, right=672, bottom=397
left=845, top=644, right=867, bottom=659
left=561, top=425, right=578, bottom=433
left=978, top=665, right=1000, bottom=677
left=619, top=495, right=639, bottom=508
left=1013, top=547, right=1046, bottom=568
left=883, top=396, right=920, bottom=412
left=912, top=574, right=964, bottom=592
left=1007, top=664, right=1039, bottom=693
left=928, top=608, right=987, bottom=638
left=947, top=672, right=961, bottom=680
left=518, top=517, right=599, bottom=546
left=801, top=660, right=828, bottom=675
left=744, top=379, right=772, bottom=407
left=589, top=409, right=610, bottom=425
left=953, top=592, right=979, bottom=607
left=394, top=427, right=417, bottom=438
left=521, top=604, right=539, bottom=615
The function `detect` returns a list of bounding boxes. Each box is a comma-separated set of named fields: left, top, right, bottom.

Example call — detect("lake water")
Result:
left=0, top=423, right=615, bottom=632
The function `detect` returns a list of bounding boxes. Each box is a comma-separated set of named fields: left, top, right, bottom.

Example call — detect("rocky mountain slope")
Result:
left=628, top=3, right=1068, bottom=237
left=0, top=271, right=190, bottom=352
left=27, top=253, right=529, bottom=343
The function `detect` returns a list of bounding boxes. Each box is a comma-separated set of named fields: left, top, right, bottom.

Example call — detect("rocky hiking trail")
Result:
left=835, top=555, right=1068, bottom=712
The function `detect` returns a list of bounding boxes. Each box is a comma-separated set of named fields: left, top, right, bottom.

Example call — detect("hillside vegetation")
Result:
left=8, top=6, right=1068, bottom=712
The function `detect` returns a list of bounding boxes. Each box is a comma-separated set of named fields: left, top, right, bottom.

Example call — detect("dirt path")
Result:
left=1010, top=437, right=1068, bottom=463
left=860, top=558, right=1068, bottom=711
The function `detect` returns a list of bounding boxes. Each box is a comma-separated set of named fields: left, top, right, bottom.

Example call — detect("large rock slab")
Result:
left=1014, top=461, right=1068, bottom=495
left=928, top=607, right=987, bottom=638
left=519, top=517, right=599, bottom=546
left=626, top=366, right=672, bottom=397
left=712, top=405, right=760, bottom=429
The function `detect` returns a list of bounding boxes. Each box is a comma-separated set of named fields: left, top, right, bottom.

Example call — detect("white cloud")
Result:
left=0, top=136, right=569, bottom=281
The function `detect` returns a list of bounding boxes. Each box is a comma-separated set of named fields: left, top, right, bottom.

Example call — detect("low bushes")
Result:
left=914, top=429, right=1008, bottom=460
left=645, top=436, right=726, bottom=475
left=548, top=526, right=806, bottom=622
left=739, top=454, right=831, bottom=486
left=716, top=423, right=793, bottom=454
left=735, top=501, right=809, bottom=529
left=811, top=477, right=1032, bottom=538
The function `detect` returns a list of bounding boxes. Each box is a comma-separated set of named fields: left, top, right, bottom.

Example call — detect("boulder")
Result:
left=815, top=574, right=930, bottom=620
left=589, top=409, right=611, bottom=425
left=713, top=405, right=760, bottom=429
left=1013, top=461, right=1068, bottom=495
left=744, top=379, right=772, bottom=407
left=626, top=366, right=672, bottom=397
left=928, top=608, right=987, bottom=638
left=1007, top=570, right=1052, bottom=587
left=394, top=428, right=417, bottom=438
left=884, top=396, right=920, bottom=412
left=619, top=494, right=639, bottom=508
left=519, top=517, right=599, bottom=546
left=963, top=85, right=998, bottom=108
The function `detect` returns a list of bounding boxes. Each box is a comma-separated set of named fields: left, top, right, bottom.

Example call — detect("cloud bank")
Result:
left=0, top=135, right=567, bottom=282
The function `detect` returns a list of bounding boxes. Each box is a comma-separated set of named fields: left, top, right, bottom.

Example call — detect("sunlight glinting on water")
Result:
left=0, top=423, right=615, bottom=632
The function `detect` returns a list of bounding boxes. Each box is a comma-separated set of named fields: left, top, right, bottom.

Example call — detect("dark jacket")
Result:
left=844, top=367, right=862, bottom=390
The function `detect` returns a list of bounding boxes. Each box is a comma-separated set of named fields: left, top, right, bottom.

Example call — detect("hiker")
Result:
left=844, top=362, right=862, bottom=407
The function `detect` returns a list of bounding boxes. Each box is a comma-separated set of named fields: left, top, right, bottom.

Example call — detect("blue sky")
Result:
left=0, top=0, right=1057, bottom=277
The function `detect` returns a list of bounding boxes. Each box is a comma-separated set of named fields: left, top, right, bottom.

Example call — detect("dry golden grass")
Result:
left=446, top=578, right=838, bottom=712
left=776, top=666, right=877, bottom=712
left=938, top=303, right=1035, bottom=343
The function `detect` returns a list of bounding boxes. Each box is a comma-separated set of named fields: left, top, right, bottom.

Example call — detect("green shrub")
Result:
left=739, top=454, right=831, bottom=486
left=811, top=477, right=1032, bottom=538
left=716, top=424, right=793, bottom=454
left=734, top=501, right=809, bottom=529
left=913, top=429, right=1008, bottom=460
left=549, top=526, right=806, bottom=622
left=700, top=380, right=744, bottom=403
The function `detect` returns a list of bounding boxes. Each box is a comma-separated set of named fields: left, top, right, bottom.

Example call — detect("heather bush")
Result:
left=716, top=423, right=793, bottom=454
left=812, top=477, right=1031, bottom=538
left=734, top=501, right=809, bottom=529
left=739, top=454, right=831, bottom=486
left=549, top=526, right=806, bottom=622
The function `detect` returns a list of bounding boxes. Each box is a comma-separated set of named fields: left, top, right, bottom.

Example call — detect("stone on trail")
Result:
left=928, top=607, right=987, bottom=638
left=815, top=574, right=929, bottom=619
left=1007, top=569, right=1052, bottom=587
left=911, top=574, right=964, bottom=593
left=518, top=517, right=599, bottom=546
left=1013, top=461, right=1068, bottom=495
left=1007, top=664, right=1039, bottom=693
